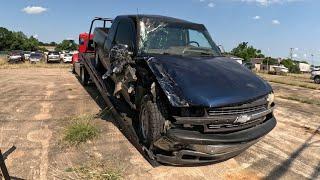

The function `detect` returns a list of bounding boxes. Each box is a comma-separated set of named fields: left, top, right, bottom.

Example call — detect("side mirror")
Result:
left=109, top=44, right=133, bottom=62
left=87, top=40, right=95, bottom=51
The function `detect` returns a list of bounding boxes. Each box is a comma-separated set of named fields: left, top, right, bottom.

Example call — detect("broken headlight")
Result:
left=267, top=92, right=275, bottom=109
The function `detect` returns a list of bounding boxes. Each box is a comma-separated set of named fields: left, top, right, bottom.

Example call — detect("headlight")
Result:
left=267, top=93, right=275, bottom=108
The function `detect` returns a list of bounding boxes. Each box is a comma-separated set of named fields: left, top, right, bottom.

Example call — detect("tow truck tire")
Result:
left=139, top=95, right=166, bottom=147
left=80, top=67, right=89, bottom=86
left=315, top=76, right=320, bottom=84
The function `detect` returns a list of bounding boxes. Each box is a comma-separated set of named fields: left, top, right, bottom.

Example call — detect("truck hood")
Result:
left=146, top=55, right=272, bottom=107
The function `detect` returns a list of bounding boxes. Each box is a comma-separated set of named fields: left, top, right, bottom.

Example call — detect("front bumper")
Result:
left=154, top=116, right=276, bottom=165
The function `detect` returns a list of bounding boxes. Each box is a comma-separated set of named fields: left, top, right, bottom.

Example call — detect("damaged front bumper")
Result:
left=153, top=116, right=276, bottom=165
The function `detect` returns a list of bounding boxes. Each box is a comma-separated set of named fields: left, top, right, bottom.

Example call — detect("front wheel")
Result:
left=139, top=95, right=166, bottom=147
left=314, top=76, right=320, bottom=84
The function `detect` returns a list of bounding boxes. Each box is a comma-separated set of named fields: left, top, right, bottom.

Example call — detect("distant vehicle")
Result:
left=47, top=51, right=61, bottom=63
left=271, top=66, right=289, bottom=75
left=62, top=53, right=73, bottom=63
left=8, top=51, right=25, bottom=63
left=311, top=70, right=320, bottom=84
left=229, top=56, right=244, bottom=64
left=29, top=53, right=43, bottom=64
left=24, top=51, right=31, bottom=60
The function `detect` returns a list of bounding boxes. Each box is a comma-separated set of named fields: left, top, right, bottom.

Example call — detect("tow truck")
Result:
left=76, top=16, right=277, bottom=165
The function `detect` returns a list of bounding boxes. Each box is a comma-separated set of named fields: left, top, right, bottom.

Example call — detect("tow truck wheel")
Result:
left=139, top=95, right=166, bottom=147
left=80, top=67, right=89, bottom=86
left=315, top=76, right=320, bottom=84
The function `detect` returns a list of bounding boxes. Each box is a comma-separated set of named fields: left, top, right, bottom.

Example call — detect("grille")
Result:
left=208, top=105, right=267, bottom=116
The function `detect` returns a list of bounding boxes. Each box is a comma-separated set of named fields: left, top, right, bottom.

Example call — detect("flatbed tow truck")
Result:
left=75, top=16, right=276, bottom=166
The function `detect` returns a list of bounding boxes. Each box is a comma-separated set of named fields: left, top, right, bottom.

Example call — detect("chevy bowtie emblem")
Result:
left=234, top=115, right=251, bottom=123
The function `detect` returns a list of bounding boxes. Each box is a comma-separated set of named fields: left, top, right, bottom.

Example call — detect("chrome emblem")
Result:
left=234, top=115, right=251, bottom=123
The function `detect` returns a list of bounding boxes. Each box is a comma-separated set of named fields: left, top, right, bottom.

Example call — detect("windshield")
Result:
left=30, top=54, right=42, bottom=58
left=138, top=18, right=221, bottom=57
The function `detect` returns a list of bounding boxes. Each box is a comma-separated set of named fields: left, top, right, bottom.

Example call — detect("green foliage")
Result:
left=55, top=40, right=78, bottom=51
left=63, top=115, right=99, bottom=146
left=0, top=27, right=44, bottom=51
left=231, top=42, right=265, bottom=61
left=281, top=59, right=300, bottom=73
left=263, top=57, right=278, bottom=65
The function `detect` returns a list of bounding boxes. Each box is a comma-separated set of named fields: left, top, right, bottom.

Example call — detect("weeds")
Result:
left=63, top=115, right=99, bottom=146
left=66, top=161, right=122, bottom=180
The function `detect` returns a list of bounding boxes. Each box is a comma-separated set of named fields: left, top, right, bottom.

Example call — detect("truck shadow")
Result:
left=265, top=125, right=320, bottom=180
left=80, top=82, right=160, bottom=167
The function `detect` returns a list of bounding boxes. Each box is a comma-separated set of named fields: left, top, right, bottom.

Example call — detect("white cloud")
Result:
left=253, top=15, right=261, bottom=20
left=33, top=34, right=39, bottom=38
left=239, top=0, right=301, bottom=6
left=208, top=2, right=215, bottom=7
left=22, top=6, right=47, bottom=14
left=272, top=19, right=280, bottom=24
left=199, top=0, right=205, bottom=2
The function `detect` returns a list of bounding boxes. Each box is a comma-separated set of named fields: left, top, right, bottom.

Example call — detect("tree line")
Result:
left=0, top=27, right=77, bottom=52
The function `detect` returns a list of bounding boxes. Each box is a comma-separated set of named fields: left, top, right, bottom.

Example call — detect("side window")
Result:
left=114, top=20, right=135, bottom=49
left=188, top=29, right=211, bottom=48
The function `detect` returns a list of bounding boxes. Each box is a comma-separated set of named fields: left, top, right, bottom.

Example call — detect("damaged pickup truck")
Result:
left=89, top=15, right=276, bottom=165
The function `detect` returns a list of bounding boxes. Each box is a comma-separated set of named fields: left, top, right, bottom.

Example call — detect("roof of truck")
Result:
left=117, top=14, right=200, bottom=25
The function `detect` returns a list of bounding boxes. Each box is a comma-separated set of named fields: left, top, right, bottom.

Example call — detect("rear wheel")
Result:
left=80, top=67, right=89, bottom=86
left=139, top=95, right=167, bottom=147
left=315, top=76, right=320, bottom=84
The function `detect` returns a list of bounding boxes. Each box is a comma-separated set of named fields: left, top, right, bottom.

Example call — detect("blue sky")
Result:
left=1, top=0, right=320, bottom=65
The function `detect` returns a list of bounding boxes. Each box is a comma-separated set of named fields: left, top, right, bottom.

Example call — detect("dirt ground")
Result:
left=0, top=68, right=319, bottom=180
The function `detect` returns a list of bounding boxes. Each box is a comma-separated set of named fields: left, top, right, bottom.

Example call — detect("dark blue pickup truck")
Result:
left=86, top=15, right=276, bottom=165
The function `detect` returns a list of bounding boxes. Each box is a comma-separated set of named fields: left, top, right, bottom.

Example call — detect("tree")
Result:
left=281, top=59, right=300, bottom=73
left=231, top=42, right=265, bottom=61
left=55, top=40, right=77, bottom=51
left=263, top=57, right=278, bottom=65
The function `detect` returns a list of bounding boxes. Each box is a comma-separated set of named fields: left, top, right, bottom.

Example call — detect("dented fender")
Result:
left=146, top=57, right=190, bottom=107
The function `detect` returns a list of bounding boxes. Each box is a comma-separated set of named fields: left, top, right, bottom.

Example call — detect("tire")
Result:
left=315, top=76, right=320, bottom=84
left=139, top=95, right=166, bottom=147
left=80, top=67, right=89, bottom=86
left=72, top=65, right=76, bottom=74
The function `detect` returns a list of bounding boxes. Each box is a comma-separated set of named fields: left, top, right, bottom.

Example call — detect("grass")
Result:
left=66, top=161, right=122, bottom=180
left=278, top=95, right=320, bottom=106
left=257, top=72, right=320, bottom=90
left=63, top=114, right=99, bottom=146
left=0, top=57, right=70, bottom=69
left=72, top=166, right=122, bottom=180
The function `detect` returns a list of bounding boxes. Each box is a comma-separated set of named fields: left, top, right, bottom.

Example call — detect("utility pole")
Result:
left=311, top=54, right=314, bottom=66
left=289, top=48, right=294, bottom=60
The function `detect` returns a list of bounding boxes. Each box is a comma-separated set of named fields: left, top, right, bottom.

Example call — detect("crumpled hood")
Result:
left=146, top=55, right=272, bottom=107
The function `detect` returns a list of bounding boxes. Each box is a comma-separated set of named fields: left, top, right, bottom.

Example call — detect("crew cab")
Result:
left=311, top=70, right=320, bottom=84
left=88, top=15, right=276, bottom=165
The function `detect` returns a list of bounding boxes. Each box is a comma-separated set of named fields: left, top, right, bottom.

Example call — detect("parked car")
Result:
left=24, top=51, right=31, bottom=60
left=270, top=65, right=289, bottom=75
left=62, top=53, right=73, bottom=63
left=311, top=70, right=320, bottom=84
left=89, top=15, right=277, bottom=165
left=8, top=51, right=25, bottom=64
left=46, top=51, right=61, bottom=63
left=29, top=53, right=44, bottom=64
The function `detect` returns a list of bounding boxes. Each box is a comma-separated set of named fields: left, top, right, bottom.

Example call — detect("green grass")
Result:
left=66, top=163, right=122, bottom=180
left=63, top=115, right=99, bottom=146
left=278, top=95, right=320, bottom=106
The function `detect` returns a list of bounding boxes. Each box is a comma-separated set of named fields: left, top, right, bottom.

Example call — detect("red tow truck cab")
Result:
left=72, top=33, right=94, bottom=65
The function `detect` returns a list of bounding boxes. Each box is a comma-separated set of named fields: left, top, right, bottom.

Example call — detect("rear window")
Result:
left=48, top=52, right=59, bottom=55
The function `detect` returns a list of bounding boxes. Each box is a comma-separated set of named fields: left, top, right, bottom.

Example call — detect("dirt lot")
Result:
left=0, top=67, right=319, bottom=180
